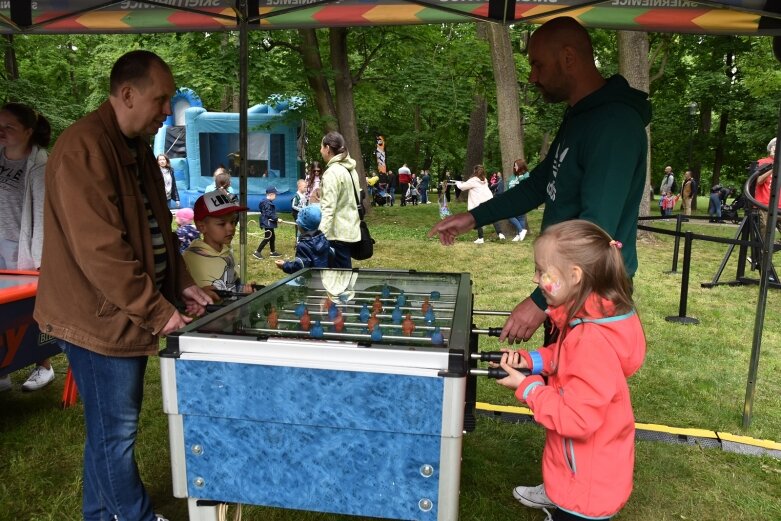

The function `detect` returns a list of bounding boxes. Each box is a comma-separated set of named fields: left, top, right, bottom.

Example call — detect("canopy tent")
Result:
left=2, top=0, right=781, bottom=35
left=2, top=0, right=781, bottom=430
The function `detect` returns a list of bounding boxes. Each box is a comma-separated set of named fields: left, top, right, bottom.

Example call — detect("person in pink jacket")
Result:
left=496, top=219, right=646, bottom=521
left=455, top=164, right=505, bottom=243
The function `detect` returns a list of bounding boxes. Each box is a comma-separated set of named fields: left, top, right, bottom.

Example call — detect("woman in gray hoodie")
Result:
left=0, top=102, right=54, bottom=392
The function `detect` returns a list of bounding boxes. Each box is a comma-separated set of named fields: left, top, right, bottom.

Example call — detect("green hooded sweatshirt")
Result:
left=471, top=75, right=652, bottom=309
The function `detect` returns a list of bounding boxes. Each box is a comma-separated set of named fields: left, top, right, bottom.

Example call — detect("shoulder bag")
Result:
left=349, top=170, right=375, bottom=260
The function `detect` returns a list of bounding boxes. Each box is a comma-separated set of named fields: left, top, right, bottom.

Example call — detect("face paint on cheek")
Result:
left=540, top=272, right=562, bottom=296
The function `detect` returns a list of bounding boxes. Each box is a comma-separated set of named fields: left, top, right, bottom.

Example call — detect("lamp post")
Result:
left=686, top=101, right=698, bottom=169
left=687, top=102, right=699, bottom=209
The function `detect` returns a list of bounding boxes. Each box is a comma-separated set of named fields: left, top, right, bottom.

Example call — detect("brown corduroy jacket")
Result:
left=34, top=101, right=195, bottom=356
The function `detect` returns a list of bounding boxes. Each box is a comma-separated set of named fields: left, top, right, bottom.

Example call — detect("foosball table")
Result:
left=161, top=268, right=512, bottom=521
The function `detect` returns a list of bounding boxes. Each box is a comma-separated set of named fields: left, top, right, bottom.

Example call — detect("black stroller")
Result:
left=721, top=188, right=746, bottom=224
left=372, top=186, right=393, bottom=207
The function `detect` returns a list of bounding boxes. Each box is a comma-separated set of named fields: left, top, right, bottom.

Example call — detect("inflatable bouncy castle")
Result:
left=153, top=88, right=302, bottom=211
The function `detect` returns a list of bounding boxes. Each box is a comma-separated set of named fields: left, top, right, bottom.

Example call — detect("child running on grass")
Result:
left=496, top=219, right=646, bottom=521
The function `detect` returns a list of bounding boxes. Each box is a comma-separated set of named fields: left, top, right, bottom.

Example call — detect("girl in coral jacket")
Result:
left=496, top=219, right=646, bottom=521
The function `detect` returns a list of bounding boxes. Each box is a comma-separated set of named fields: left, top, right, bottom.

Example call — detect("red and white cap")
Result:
left=193, top=190, right=248, bottom=221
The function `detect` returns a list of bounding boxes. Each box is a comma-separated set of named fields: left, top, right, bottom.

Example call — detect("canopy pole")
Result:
left=742, top=103, right=781, bottom=428
left=238, top=0, right=249, bottom=285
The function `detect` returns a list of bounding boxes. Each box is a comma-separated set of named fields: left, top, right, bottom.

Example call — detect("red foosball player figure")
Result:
left=421, top=297, right=430, bottom=313
left=402, top=314, right=415, bottom=336
left=267, top=306, right=279, bottom=329
left=333, top=312, right=345, bottom=333
left=368, top=312, right=380, bottom=332
left=372, top=295, right=384, bottom=314
left=300, top=309, right=311, bottom=331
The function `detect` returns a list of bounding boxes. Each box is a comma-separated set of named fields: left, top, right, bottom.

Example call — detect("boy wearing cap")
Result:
left=183, top=190, right=248, bottom=292
left=275, top=205, right=330, bottom=274
left=253, top=186, right=281, bottom=259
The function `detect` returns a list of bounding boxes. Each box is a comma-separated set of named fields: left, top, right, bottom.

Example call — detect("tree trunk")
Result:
left=463, top=92, right=487, bottom=185
left=3, top=35, right=17, bottom=84
left=618, top=31, right=653, bottom=227
left=329, top=28, right=367, bottom=198
left=539, top=131, right=551, bottom=161
left=484, top=22, right=524, bottom=180
left=711, top=110, right=729, bottom=188
left=299, top=29, right=338, bottom=132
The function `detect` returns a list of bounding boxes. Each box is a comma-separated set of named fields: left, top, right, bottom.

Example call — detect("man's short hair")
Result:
left=110, top=50, right=170, bottom=95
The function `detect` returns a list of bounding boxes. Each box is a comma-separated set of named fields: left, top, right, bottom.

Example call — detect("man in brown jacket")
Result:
left=34, top=50, right=211, bottom=521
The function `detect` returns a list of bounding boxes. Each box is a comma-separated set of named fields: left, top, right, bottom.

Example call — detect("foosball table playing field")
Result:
left=161, top=268, right=516, bottom=521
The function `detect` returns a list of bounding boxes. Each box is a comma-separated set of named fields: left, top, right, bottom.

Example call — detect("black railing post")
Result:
left=666, top=231, right=699, bottom=325
left=667, top=213, right=684, bottom=274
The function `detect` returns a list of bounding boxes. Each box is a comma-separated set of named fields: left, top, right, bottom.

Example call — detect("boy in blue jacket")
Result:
left=275, top=205, right=330, bottom=273
left=253, top=186, right=281, bottom=259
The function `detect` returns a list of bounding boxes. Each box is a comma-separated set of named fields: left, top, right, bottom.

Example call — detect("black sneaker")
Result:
left=269, top=251, right=282, bottom=258
left=252, top=252, right=264, bottom=260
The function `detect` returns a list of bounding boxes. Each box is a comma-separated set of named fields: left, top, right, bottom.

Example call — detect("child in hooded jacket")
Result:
left=275, top=205, right=330, bottom=274
left=496, top=219, right=646, bottom=521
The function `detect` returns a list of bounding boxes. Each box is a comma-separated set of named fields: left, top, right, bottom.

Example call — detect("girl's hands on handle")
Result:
left=499, top=297, right=548, bottom=344
left=496, top=352, right=528, bottom=390
left=427, top=212, right=476, bottom=245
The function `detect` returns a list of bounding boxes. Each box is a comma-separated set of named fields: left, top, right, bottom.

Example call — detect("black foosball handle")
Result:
left=471, top=351, right=506, bottom=362
left=470, top=367, right=530, bottom=378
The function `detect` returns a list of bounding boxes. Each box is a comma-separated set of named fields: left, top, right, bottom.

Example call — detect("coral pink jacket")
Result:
left=516, top=294, right=646, bottom=518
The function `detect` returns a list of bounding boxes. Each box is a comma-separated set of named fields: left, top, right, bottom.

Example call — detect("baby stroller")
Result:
left=721, top=188, right=746, bottom=224
left=372, top=186, right=392, bottom=207
left=405, top=182, right=420, bottom=205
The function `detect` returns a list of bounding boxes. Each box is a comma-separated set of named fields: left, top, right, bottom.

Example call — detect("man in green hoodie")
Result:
left=429, top=16, right=651, bottom=345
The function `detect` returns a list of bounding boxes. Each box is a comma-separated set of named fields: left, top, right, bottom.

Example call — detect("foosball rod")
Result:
left=312, top=288, right=454, bottom=299
left=279, top=308, right=453, bottom=321
left=294, top=304, right=455, bottom=316
left=275, top=309, right=452, bottom=326
left=243, top=327, right=447, bottom=345
left=274, top=317, right=450, bottom=332
left=472, top=310, right=511, bottom=316
left=471, top=327, right=503, bottom=337
left=302, top=297, right=456, bottom=312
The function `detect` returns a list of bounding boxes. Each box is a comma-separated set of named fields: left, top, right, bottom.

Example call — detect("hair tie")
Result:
left=609, top=240, right=623, bottom=250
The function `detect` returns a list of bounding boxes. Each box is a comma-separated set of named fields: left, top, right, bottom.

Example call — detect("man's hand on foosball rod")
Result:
left=499, top=297, right=547, bottom=344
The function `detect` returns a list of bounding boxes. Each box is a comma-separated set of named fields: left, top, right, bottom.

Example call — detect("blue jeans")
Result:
left=59, top=340, right=156, bottom=521
left=329, top=241, right=353, bottom=269
left=507, top=215, right=527, bottom=233
left=708, top=193, right=722, bottom=218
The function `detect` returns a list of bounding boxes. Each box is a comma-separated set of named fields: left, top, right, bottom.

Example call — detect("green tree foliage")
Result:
left=2, top=26, right=778, bottom=193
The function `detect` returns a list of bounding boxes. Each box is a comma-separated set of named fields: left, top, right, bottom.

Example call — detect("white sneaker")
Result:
left=474, top=238, right=484, bottom=244
left=512, top=484, right=555, bottom=509
left=21, top=365, right=55, bottom=392
left=519, top=229, right=528, bottom=241
left=0, top=375, right=11, bottom=392
left=155, top=515, right=170, bottom=521
left=512, top=234, right=521, bottom=242
left=498, top=233, right=506, bottom=240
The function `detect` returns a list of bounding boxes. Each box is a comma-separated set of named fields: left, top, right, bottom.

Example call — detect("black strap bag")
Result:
left=350, top=173, right=375, bottom=260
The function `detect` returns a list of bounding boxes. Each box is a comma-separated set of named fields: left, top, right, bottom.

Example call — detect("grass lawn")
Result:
left=2, top=195, right=781, bottom=520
